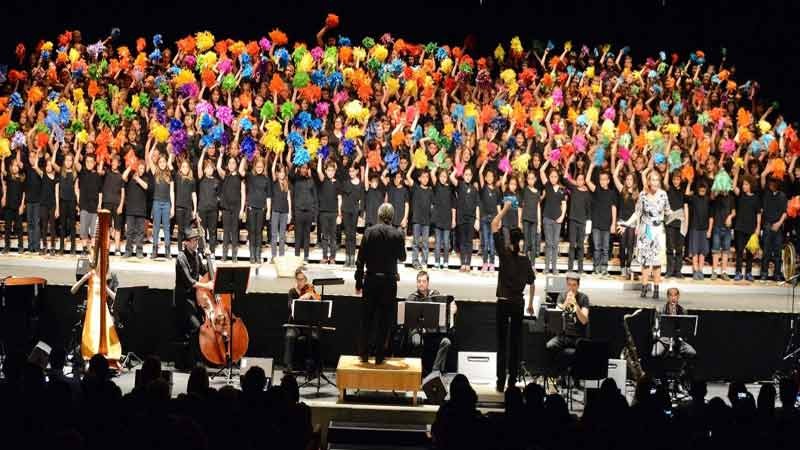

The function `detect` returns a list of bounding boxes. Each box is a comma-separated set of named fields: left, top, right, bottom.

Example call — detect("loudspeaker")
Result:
left=27, top=341, right=52, bottom=370
left=422, top=373, right=447, bottom=405
left=458, top=351, right=496, bottom=385
left=75, top=257, right=91, bottom=281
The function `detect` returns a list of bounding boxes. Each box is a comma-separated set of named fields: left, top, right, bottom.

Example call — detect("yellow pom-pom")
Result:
left=196, top=31, right=215, bottom=52
left=500, top=69, right=516, bottom=85
left=494, top=44, right=505, bottom=62
left=440, top=57, right=453, bottom=73
left=563, top=41, right=572, bottom=52
left=76, top=101, right=88, bottom=119
left=507, top=81, right=519, bottom=98
left=585, top=66, right=595, bottom=79
left=72, top=88, right=84, bottom=102
left=665, top=123, right=681, bottom=135
left=413, top=147, right=428, bottom=169
left=591, top=81, right=601, bottom=94
left=601, top=119, right=616, bottom=140
left=305, top=137, right=320, bottom=158
left=265, top=120, right=282, bottom=137
left=345, top=126, right=364, bottom=139
left=371, top=44, right=388, bottom=62
left=443, top=122, right=455, bottom=138
left=76, top=130, right=89, bottom=144
left=153, top=125, right=169, bottom=143
left=131, top=95, right=140, bottom=111
left=585, top=107, right=599, bottom=125
left=69, top=48, right=81, bottom=63
left=532, top=107, right=545, bottom=123
left=512, top=153, right=531, bottom=173
left=646, top=130, right=664, bottom=144
left=403, top=79, right=418, bottom=97
left=0, top=138, right=10, bottom=159
left=510, top=37, right=523, bottom=55
left=464, top=102, right=478, bottom=118
left=352, top=47, right=366, bottom=62
left=298, top=53, right=314, bottom=73
left=385, top=77, right=400, bottom=96
left=174, top=69, right=196, bottom=87
left=343, top=100, right=369, bottom=123
left=734, top=157, right=745, bottom=169
left=567, top=108, right=578, bottom=123
left=543, top=98, right=553, bottom=110
left=758, top=120, right=772, bottom=134
left=499, top=104, right=513, bottom=118
left=46, top=100, right=60, bottom=114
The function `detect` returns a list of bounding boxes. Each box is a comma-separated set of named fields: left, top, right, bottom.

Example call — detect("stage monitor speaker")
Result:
left=27, top=341, right=52, bottom=370
left=75, top=257, right=91, bottom=282
left=458, top=351, right=496, bottom=385
left=240, top=357, right=274, bottom=387
left=545, top=276, right=566, bottom=303
left=422, top=373, right=447, bottom=405
left=584, top=358, right=627, bottom=393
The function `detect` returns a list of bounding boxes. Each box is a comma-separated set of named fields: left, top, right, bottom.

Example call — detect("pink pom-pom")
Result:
left=217, top=58, right=233, bottom=74
left=572, top=134, right=587, bottom=152
left=551, top=122, right=562, bottom=135
left=498, top=155, right=511, bottom=174
left=333, top=90, right=349, bottom=104
left=721, top=138, right=735, bottom=155
left=552, top=88, right=563, bottom=107
left=487, top=142, right=499, bottom=157
left=549, top=148, right=562, bottom=163
left=315, top=101, right=330, bottom=118
left=259, top=38, right=271, bottom=52
left=215, top=105, right=233, bottom=125
left=716, top=118, right=726, bottom=131
left=618, top=146, right=631, bottom=162
left=196, top=100, right=215, bottom=116
left=183, top=54, right=196, bottom=67
left=310, top=46, right=324, bottom=61
left=380, top=33, right=394, bottom=44
left=603, top=107, right=615, bottom=122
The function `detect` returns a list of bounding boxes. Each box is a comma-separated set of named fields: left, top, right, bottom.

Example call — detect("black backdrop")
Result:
left=28, top=285, right=793, bottom=382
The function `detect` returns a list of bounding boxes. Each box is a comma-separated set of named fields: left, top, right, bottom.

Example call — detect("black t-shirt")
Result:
left=568, top=189, right=592, bottom=224
left=762, top=190, right=788, bottom=225
left=221, top=174, right=242, bottom=211
left=78, top=171, right=102, bottom=213
left=3, top=177, right=24, bottom=209
left=735, top=192, right=761, bottom=234
left=246, top=173, right=269, bottom=209
left=689, top=194, right=710, bottom=230
left=591, top=188, right=617, bottom=231
left=666, top=187, right=685, bottom=229
left=712, top=194, right=734, bottom=229
left=59, top=171, right=76, bottom=202
left=153, top=176, right=172, bottom=202
left=542, top=183, right=565, bottom=220
left=125, top=174, right=150, bottom=217
left=101, top=171, right=124, bottom=207
left=291, top=176, right=317, bottom=213
left=340, top=180, right=365, bottom=214
left=521, top=187, right=540, bottom=223
left=411, top=185, right=433, bottom=225
left=271, top=184, right=290, bottom=213
left=24, top=163, right=42, bottom=203
left=387, top=184, right=409, bottom=226
left=365, top=186, right=385, bottom=225
left=40, top=174, right=59, bottom=208
left=197, top=177, right=219, bottom=212
left=556, top=291, right=590, bottom=337
left=501, top=191, right=519, bottom=229
left=317, top=178, right=338, bottom=213
left=456, top=182, right=479, bottom=224
left=618, top=192, right=636, bottom=222
left=175, top=176, right=196, bottom=210
left=494, top=231, right=535, bottom=299
left=432, top=184, right=455, bottom=229
left=480, top=186, right=500, bottom=219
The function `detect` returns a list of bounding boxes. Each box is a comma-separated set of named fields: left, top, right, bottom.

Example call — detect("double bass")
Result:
left=195, top=220, right=249, bottom=366
left=81, top=210, right=122, bottom=363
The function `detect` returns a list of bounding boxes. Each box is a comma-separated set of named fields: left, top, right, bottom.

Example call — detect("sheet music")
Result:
left=397, top=301, right=446, bottom=327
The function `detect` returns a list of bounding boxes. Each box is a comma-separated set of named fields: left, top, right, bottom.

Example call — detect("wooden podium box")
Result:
left=336, top=356, right=422, bottom=405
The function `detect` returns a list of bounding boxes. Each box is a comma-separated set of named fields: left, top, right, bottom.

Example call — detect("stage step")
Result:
left=326, top=421, right=430, bottom=447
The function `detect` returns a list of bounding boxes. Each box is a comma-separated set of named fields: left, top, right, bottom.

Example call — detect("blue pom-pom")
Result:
left=311, top=69, right=326, bottom=86
left=240, top=117, right=253, bottom=132
left=619, top=99, right=628, bottom=111
left=761, top=134, right=776, bottom=147
left=337, top=36, right=351, bottom=47
left=10, top=92, right=23, bottom=108
left=389, top=58, right=405, bottom=76
left=671, top=103, right=683, bottom=116
left=293, top=147, right=311, bottom=166
left=546, top=40, right=555, bottom=51
left=275, top=48, right=290, bottom=67
left=659, top=51, right=666, bottom=61
left=490, top=117, right=508, bottom=132
left=169, top=66, right=181, bottom=76
left=153, top=34, right=163, bottom=48
left=622, top=46, right=630, bottom=55
left=294, top=111, right=313, bottom=129
left=287, top=131, right=305, bottom=148
left=169, top=118, right=183, bottom=133
left=566, top=65, right=575, bottom=76
left=452, top=131, right=463, bottom=148
left=319, top=145, right=330, bottom=160
left=749, top=140, right=763, bottom=155
left=200, top=113, right=214, bottom=130
left=648, top=70, right=658, bottom=79
left=241, top=135, right=257, bottom=161
left=576, top=114, right=589, bottom=127
left=327, top=71, right=343, bottom=89
left=384, top=151, right=399, bottom=174
left=241, top=64, right=253, bottom=79
left=654, top=152, right=666, bottom=165
left=593, top=147, right=606, bottom=166
left=505, top=136, right=516, bottom=150
left=45, top=111, right=60, bottom=130
left=452, top=104, right=464, bottom=121
left=435, top=47, right=448, bottom=61
left=465, top=116, right=476, bottom=133
left=240, top=53, right=251, bottom=65
left=149, top=48, right=162, bottom=63
left=48, top=90, right=60, bottom=101
left=59, top=103, right=71, bottom=125
left=412, top=125, right=423, bottom=143
left=310, top=118, right=323, bottom=132
left=659, top=100, right=669, bottom=112
left=342, top=139, right=355, bottom=156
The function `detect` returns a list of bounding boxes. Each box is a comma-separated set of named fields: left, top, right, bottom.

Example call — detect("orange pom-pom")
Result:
left=367, top=149, right=382, bottom=170
left=28, top=86, right=44, bottom=104
left=692, top=123, right=704, bottom=140
left=339, top=46, right=352, bottom=64
left=35, top=132, right=48, bottom=149
left=480, top=105, right=495, bottom=125
left=357, top=82, right=373, bottom=102
left=769, top=158, right=786, bottom=180
left=125, top=148, right=139, bottom=172
left=617, top=120, right=629, bottom=135
left=88, top=80, right=99, bottom=98
left=391, top=131, right=405, bottom=149
left=269, top=29, right=288, bottom=47
left=788, top=196, right=800, bottom=218
left=325, top=13, right=340, bottom=29
left=136, top=37, right=146, bottom=53
left=269, top=74, right=287, bottom=97
left=299, top=85, right=322, bottom=103
left=0, top=111, right=10, bottom=130
left=737, top=108, right=752, bottom=128
left=201, top=69, right=216, bottom=87
left=177, top=36, right=196, bottom=54
left=246, top=41, right=260, bottom=57
left=681, top=164, right=695, bottom=182
left=709, top=107, right=723, bottom=123
left=215, top=39, right=229, bottom=56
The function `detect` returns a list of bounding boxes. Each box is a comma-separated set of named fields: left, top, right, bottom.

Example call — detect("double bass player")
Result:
left=175, top=228, right=213, bottom=365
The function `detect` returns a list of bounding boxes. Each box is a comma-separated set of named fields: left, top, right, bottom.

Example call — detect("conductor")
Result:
left=355, top=203, right=407, bottom=365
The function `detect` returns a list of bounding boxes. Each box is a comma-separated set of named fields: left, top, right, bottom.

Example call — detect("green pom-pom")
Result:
left=5, top=122, right=19, bottom=137
left=712, top=170, right=733, bottom=193
left=459, top=63, right=473, bottom=74
left=93, top=99, right=109, bottom=116
left=366, top=58, right=380, bottom=72
left=650, top=114, right=664, bottom=128
left=108, top=83, right=118, bottom=98
left=292, top=71, right=310, bottom=89
left=123, top=106, right=136, bottom=121
left=361, top=37, right=375, bottom=49
left=424, top=42, right=438, bottom=54
left=159, top=83, right=172, bottom=96
left=99, top=59, right=109, bottom=76
left=69, top=121, right=84, bottom=133
left=221, top=74, right=237, bottom=92
left=87, top=63, right=100, bottom=79
left=102, top=113, right=121, bottom=128
left=668, top=149, right=682, bottom=171
left=280, top=101, right=296, bottom=122
left=323, top=47, right=338, bottom=69
left=138, top=93, right=150, bottom=108
left=292, top=46, right=308, bottom=65
left=260, top=101, right=276, bottom=121
left=35, top=122, right=49, bottom=133
left=672, top=90, right=681, bottom=103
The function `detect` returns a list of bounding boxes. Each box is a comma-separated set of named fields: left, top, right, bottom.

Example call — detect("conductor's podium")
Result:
left=336, top=356, right=422, bottom=405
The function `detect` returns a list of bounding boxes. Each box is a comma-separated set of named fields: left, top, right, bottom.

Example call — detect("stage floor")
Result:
left=0, top=251, right=793, bottom=313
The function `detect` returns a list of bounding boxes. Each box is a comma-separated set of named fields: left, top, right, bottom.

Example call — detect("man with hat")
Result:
left=546, top=271, right=591, bottom=360
left=174, top=228, right=214, bottom=365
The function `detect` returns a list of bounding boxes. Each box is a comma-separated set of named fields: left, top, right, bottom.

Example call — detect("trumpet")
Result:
left=562, top=291, right=577, bottom=314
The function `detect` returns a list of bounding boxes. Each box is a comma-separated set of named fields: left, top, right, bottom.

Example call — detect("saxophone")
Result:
left=621, top=309, right=645, bottom=382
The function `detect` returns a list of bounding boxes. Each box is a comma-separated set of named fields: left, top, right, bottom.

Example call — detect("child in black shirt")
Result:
left=520, top=171, right=541, bottom=267
left=339, top=165, right=364, bottom=267
left=451, top=166, right=480, bottom=272
left=710, top=182, right=735, bottom=281
left=98, top=155, right=125, bottom=255
left=197, top=147, right=220, bottom=255
left=217, top=152, right=246, bottom=262
left=686, top=180, right=711, bottom=280
left=431, top=168, right=455, bottom=269
left=586, top=164, right=617, bottom=276
left=406, top=168, right=433, bottom=269
left=2, top=160, right=25, bottom=253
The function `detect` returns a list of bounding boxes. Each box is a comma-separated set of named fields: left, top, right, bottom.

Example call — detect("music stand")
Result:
left=114, top=286, right=148, bottom=370
left=398, top=301, right=446, bottom=331
left=544, top=309, right=566, bottom=335
left=659, top=315, right=698, bottom=340
left=293, top=300, right=335, bottom=394
left=212, top=266, right=250, bottom=384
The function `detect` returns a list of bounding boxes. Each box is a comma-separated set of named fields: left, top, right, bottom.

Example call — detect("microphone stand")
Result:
left=782, top=273, right=800, bottom=362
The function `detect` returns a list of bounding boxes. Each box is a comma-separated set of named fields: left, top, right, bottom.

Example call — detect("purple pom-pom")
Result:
left=342, top=139, right=355, bottom=156
left=315, top=102, right=330, bottom=118
left=217, top=58, right=233, bottom=74
left=215, top=106, right=233, bottom=125
left=196, top=100, right=215, bottom=117
left=179, top=82, right=199, bottom=98
left=170, top=129, right=188, bottom=155
left=310, top=47, right=324, bottom=61
left=241, top=135, right=257, bottom=161
left=259, top=38, right=271, bottom=52
left=183, top=54, right=196, bottom=68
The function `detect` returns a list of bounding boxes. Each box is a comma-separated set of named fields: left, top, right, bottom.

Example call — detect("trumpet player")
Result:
left=546, top=272, right=590, bottom=358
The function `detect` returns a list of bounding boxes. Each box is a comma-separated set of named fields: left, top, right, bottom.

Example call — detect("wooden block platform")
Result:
left=336, top=356, right=422, bottom=405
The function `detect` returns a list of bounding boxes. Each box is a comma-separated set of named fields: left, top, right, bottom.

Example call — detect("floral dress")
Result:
left=625, top=189, right=669, bottom=267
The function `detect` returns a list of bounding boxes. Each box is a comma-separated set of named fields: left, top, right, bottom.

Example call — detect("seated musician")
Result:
left=284, top=268, right=321, bottom=373
left=401, top=270, right=457, bottom=375
left=652, top=287, right=697, bottom=359
left=546, top=272, right=590, bottom=360
left=174, top=229, right=213, bottom=364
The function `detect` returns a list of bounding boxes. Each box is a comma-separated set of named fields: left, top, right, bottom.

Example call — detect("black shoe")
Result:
left=652, top=285, right=660, bottom=299
left=640, top=284, right=648, bottom=298
left=374, top=358, right=385, bottom=365
left=359, top=355, right=368, bottom=363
